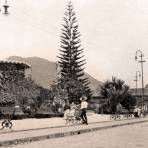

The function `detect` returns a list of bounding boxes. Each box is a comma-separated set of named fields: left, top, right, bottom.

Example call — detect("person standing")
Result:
left=80, top=96, right=88, bottom=125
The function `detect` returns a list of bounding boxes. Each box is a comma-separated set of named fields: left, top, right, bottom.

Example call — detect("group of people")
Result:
left=64, top=96, right=88, bottom=125
left=133, top=106, right=145, bottom=117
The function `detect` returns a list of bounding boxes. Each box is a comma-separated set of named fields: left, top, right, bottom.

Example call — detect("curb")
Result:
left=0, top=120, right=111, bottom=135
left=0, top=119, right=148, bottom=147
left=0, top=116, right=142, bottom=135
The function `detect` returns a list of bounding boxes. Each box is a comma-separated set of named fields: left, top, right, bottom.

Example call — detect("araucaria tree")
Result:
left=57, top=1, right=92, bottom=103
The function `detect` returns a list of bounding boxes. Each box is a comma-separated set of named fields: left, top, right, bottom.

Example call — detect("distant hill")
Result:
left=7, top=56, right=103, bottom=95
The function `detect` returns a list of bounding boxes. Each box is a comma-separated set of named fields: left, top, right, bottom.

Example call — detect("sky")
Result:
left=0, top=0, right=148, bottom=88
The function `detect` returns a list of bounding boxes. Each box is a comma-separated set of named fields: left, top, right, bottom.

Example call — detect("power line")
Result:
left=10, top=9, right=56, bottom=37
left=12, top=8, right=58, bottom=30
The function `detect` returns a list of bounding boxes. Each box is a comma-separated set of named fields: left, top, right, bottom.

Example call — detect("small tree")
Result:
left=0, top=64, right=55, bottom=113
left=100, top=77, right=136, bottom=113
left=0, top=68, right=41, bottom=110
left=120, top=94, right=136, bottom=111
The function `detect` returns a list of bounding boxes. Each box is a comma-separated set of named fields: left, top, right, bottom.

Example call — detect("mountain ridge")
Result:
left=7, top=56, right=102, bottom=96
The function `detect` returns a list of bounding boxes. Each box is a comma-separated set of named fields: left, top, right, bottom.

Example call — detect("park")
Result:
left=0, top=0, right=148, bottom=148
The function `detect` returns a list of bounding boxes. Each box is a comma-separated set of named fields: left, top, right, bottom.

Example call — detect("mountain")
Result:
left=7, top=56, right=102, bottom=95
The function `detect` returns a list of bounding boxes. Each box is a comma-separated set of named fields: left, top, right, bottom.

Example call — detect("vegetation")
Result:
left=56, top=1, right=92, bottom=103
left=0, top=66, right=54, bottom=114
left=100, top=77, right=136, bottom=113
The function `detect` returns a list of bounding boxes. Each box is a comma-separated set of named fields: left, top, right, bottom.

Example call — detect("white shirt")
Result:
left=80, top=101, right=88, bottom=109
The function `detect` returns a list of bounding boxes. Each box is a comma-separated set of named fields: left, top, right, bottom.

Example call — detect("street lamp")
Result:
left=0, top=0, right=10, bottom=15
left=3, top=0, right=9, bottom=15
left=135, top=50, right=146, bottom=110
left=134, top=71, right=141, bottom=96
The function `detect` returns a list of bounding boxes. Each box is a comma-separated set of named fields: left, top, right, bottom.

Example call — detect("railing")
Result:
left=110, top=114, right=134, bottom=120
left=110, top=112, right=146, bottom=120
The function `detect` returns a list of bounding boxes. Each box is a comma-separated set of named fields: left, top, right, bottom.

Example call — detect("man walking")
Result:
left=80, top=96, right=88, bottom=125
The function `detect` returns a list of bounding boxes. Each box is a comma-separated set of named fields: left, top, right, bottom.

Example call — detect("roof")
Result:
left=130, top=88, right=148, bottom=96
left=0, top=60, right=31, bottom=70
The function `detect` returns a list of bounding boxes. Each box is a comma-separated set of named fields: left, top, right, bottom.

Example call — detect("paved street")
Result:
left=6, top=121, right=148, bottom=148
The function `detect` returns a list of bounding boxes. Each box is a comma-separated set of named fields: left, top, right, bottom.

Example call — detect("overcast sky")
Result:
left=0, top=0, right=148, bottom=88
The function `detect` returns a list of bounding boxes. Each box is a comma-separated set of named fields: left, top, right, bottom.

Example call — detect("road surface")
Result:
left=6, top=122, right=148, bottom=148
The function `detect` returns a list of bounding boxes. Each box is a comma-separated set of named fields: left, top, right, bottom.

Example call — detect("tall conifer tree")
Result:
left=58, top=1, right=92, bottom=103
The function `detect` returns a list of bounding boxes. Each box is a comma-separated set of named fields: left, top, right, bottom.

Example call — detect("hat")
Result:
left=80, top=96, right=87, bottom=101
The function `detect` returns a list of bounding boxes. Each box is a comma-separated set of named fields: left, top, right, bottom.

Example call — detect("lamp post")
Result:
left=3, top=0, right=9, bottom=15
left=134, top=71, right=141, bottom=96
left=135, top=50, right=146, bottom=110
left=0, top=0, right=10, bottom=15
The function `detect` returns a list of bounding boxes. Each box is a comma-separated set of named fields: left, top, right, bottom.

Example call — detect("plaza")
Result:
left=1, top=0, right=148, bottom=148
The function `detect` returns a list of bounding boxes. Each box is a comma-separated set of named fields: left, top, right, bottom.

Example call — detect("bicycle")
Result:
left=1, top=119, right=13, bottom=129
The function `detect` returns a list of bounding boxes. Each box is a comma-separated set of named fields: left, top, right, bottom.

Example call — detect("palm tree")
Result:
left=100, top=77, right=132, bottom=113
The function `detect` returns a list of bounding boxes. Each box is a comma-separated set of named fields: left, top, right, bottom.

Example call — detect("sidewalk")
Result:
left=0, top=114, right=148, bottom=147
left=0, top=112, right=110, bottom=132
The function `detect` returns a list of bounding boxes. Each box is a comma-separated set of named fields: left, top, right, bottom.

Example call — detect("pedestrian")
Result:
left=63, top=106, right=70, bottom=120
left=80, top=96, right=88, bottom=125
left=70, top=102, right=76, bottom=110
left=137, top=108, right=142, bottom=117
left=134, top=106, right=139, bottom=117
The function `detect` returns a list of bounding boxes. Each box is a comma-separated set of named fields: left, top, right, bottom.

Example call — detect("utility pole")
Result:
left=135, top=50, right=146, bottom=110
left=134, top=71, right=141, bottom=95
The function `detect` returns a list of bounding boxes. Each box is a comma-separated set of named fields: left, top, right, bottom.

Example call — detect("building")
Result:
left=130, top=88, right=148, bottom=112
